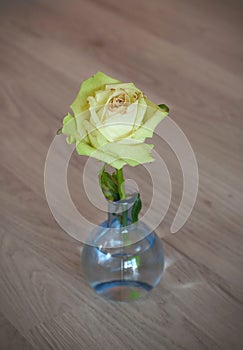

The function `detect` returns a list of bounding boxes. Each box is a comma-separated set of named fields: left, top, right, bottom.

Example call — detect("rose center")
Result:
left=109, top=93, right=131, bottom=111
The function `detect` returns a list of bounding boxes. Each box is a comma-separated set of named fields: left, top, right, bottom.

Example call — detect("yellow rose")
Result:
left=61, top=72, right=168, bottom=169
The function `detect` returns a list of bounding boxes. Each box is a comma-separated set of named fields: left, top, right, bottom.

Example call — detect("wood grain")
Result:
left=0, top=0, right=243, bottom=349
left=0, top=312, right=34, bottom=350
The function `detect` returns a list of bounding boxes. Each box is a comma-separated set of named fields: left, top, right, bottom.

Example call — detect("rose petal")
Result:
left=75, top=109, right=90, bottom=138
left=62, top=113, right=82, bottom=143
left=98, top=102, right=138, bottom=142
left=76, top=141, right=126, bottom=169
left=105, top=83, right=138, bottom=91
left=94, top=90, right=111, bottom=105
left=101, top=142, right=154, bottom=167
left=132, top=100, right=167, bottom=141
left=82, top=120, right=108, bottom=149
left=133, top=95, right=147, bottom=129
left=70, top=71, right=120, bottom=117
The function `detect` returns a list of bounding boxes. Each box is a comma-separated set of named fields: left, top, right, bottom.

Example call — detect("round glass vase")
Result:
left=82, top=193, right=165, bottom=301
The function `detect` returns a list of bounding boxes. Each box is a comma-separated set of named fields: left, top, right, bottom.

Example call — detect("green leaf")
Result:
left=134, top=255, right=141, bottom=266
left=158, top=104, right=169, bottom=115
left=131, top=194, right=142, bottom=223
left=99, top=167, right=120, bottom=201
left=116, top=168, right=126, bottom=200
left=111, top=171, right=118, bottom=185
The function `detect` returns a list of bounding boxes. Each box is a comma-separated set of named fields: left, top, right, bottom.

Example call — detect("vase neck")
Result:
left=107, top=193, right=138, bottom=228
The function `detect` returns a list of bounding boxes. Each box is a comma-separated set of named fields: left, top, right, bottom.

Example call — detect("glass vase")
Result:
left=82, top=192, right=165, bottom=301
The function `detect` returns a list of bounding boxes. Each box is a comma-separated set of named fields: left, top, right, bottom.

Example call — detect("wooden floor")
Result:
left=1, top=0, right=243, bottom=349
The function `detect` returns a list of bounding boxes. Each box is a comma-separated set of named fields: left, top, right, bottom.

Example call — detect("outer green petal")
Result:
left=88, top=96, right=103, bottom=126
left=143, top=98, right=168, bottom=123
left=76, top=141, right=126, bottom=169
left=63, top=113, right=73, bottom=125
left=132, top=100, right=167, bottom=141
left=75, top=110, right=90, bottom=137
left=101, top=142, right=154, bottom=167
left=132, top=110, right=163, bottom=141
left=62, top=113, right=80, bottom=143
left=70, top=72, right=120, bottom=117
left=116, top=138, right=142, bottom=145
left=66, top=135, right=76, bottom=144
left=105, top=82, right=138, bottom=90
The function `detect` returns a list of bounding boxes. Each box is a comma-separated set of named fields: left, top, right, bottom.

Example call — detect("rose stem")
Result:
left=116, top=168, right=126, bottom=200
left=116, top=168, right=128, bottom=229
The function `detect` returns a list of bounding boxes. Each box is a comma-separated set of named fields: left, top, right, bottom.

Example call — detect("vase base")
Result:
left=93, top=280, right=153, bottom=301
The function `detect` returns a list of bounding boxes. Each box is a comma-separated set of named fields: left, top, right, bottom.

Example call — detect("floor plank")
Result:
left=0, top=312, right=35, bottom=350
